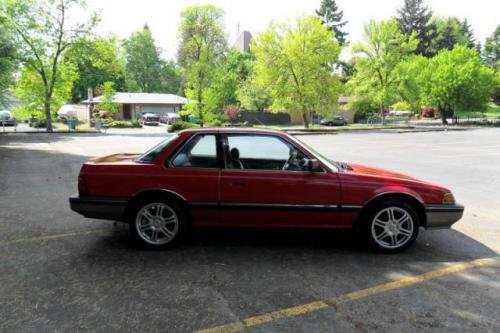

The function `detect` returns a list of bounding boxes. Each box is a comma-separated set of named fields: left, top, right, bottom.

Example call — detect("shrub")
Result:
left=223, top=104, right=240, bottom=123
left=206, top=119, right=222, bottom=127
left=168, top=121, right=198, bottom=132
left=107, top=120, right=140, bottom=128
left=421, top=107, right=435, bottom=118
left=391, top=101, right=411, bottom=111
left=131, top=118, right=142, bottom=128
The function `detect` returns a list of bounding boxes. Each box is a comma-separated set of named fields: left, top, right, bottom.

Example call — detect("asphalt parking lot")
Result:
left=1, top=129, right=499, bottom=332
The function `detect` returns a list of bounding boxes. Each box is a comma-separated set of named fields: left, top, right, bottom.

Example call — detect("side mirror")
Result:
left=307, top=158, right=322, bottom=172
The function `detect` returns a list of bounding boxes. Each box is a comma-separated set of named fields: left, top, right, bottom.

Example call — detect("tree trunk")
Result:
left=439, top=104, right=448, bottom=125
left=197, top=102, right=204, bottom=128
left=380, top=104, right=385, bottom=125
left=44, top=98, right=53, bottom=133
left=302, top=112, right=309, bottom=129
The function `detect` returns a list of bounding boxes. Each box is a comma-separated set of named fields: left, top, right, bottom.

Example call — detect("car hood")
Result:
left=91, top=153, right=141, bottom=163
left=341, top=162, right=421, bottom=182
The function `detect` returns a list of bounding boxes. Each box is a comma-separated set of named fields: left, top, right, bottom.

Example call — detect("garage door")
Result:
left=140, top=106, right=175, bottom=116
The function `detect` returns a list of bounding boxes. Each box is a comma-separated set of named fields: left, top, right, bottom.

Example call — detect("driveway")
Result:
left=0, top=129, right=498, bottom=332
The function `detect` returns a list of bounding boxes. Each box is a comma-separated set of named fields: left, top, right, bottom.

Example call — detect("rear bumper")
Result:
left=424, top=204, right=464, bottom=229
left=69, top=194, right=128, bottom=221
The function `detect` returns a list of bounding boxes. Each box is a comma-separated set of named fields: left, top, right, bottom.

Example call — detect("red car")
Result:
left=69, top=128, right=463, bottom=252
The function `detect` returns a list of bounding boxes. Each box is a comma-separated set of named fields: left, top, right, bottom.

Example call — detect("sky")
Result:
left=83, top=0, right=499, bottom=60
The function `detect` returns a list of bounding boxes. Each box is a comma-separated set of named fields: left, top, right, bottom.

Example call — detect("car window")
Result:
left=170, top=134, right=218, bottom=168
left=137, top=134, right=178, bottom=162
left=225, top=134, right=308, bottom=171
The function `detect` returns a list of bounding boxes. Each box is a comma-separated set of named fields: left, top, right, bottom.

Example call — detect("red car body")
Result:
left=70, top=128, right=463, bottom=250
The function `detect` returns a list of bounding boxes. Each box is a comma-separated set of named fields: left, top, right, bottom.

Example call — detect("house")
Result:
left=81, top=92, right=187, bottom=121
left=233, top=30, right=252, bottom=53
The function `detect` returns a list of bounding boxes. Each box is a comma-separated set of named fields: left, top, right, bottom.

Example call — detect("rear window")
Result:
left=137, top=134, right=178, bottom=162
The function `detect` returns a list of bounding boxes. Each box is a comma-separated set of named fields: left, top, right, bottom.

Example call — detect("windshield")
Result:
left=136, top=134, right=178, bottom=162
left=290, top=136, right=341, bottom=171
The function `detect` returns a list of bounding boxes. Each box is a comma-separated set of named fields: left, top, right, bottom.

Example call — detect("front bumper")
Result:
left=424, top=204, right=464, bottom=229
left=69, top=194, right=128, bottom=221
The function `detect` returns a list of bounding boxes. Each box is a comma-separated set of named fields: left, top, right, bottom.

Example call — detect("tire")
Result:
left=363, top=200, right=419, bottom=253
left=129, top=198, right=187, bottom=250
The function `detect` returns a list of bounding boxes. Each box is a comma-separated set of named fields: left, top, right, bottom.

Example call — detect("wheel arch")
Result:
left=124, top=189, right=189, bottom=222
left=355, top=191, right=427, bottom=230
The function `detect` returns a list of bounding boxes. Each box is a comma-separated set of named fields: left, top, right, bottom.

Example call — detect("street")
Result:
left=0, top=129, right=499, bottom=332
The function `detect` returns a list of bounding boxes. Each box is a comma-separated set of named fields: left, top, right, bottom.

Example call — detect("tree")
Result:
left=315, top=0, right=348, bottom=45
left=419, top=45, right=496, bottom=124
left=483, top=25, right=499, bottom=70
left=0, top=0, right=97, bottom=132
left=123, top=25, right=166, bottom=93
left=252, top=16, right=341, bottom=128
left=0, top=22, right=16, bottom=108
left=350, top=19, right=418, bottom=123
left=97, top=81, right=119, bottom=116
left=396, top=0, right=433, bottom=56
left=211, top=50, right=253, bottom=109
left=177, top=5, right=227, bottom=126
left=14, top=60, right=77, bottom=120
left=65, top=37, right=126, bottom=102
left=427, top=17, right=475, bottom=56
left=161, top=60, right=182, bottom=95
left=460, top=19, right=476, bottom=48
left=237, top=75, right=272, bottom=111
left=394, top=55, right=428, bottom=113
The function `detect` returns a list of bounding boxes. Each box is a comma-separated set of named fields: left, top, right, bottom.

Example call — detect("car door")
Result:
left=219, top=133, right=342, bottom=227
left=162, top=133, right=221, bottom=226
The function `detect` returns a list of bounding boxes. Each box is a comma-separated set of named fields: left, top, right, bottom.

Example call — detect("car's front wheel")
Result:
left=130, top=199, right=186, bottom=249
left=364, top=200, right=419, bottom=253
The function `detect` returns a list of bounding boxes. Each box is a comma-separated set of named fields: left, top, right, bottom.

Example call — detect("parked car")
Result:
left=141, top=113, right=160, bottom=126
left=320, top=116, right=347, bottom=126
left=57, top=104, right=78, bottom=123
left=0, top=110, right=16, bottom=126
left=69, top=128, right=464, bottom=252
left=29, top=118, right=47, bottom=128
left=160, top=112, right=181, bottom=124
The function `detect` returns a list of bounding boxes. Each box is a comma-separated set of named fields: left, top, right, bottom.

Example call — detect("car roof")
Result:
left=179, top=127, right=287, bottom=136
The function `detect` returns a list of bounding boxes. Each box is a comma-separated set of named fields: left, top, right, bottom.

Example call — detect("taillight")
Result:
left=78, top=175, right=88, bottom=195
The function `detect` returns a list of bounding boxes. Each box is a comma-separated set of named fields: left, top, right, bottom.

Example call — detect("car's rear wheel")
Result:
left=364, top=200, right=419, bottom=253
left=129, top=199, right=186, bottom=249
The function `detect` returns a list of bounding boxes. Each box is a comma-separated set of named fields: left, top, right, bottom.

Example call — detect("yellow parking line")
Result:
left=197, top=256, right=500, bottom=333
left=0, top=229, right=111, bottom=245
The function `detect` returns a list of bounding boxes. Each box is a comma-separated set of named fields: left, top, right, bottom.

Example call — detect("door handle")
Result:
left=231, top=181, right=246, bottom=187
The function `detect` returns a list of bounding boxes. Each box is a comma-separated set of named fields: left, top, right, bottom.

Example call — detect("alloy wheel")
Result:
left=371, top=206, right=414, bottom=249
left=135, top=203, right=179, bottom=245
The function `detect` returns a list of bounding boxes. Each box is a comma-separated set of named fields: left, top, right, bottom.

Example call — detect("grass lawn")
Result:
left=455, top=103, right=500, bottom=118
left=255, top=123, right=413, bottom=132
left=52, top=121, right=96, bottom=132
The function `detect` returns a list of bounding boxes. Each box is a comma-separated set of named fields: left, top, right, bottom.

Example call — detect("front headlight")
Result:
left=442, top=192, right=456, bottom=204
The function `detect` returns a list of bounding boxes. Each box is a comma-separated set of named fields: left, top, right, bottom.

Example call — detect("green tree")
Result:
left=394, top=55, right=428, bottom=113
left=419, top=45, right=496, bottom=124
left=396, top=0, right=433, bottom=56
left=350, top=19, right=418, bottom=123
left=483, top=25, right=499, bottom=70
left=14, top=60, right=77, bottom=120
left=97, top=81, right=119, bottom=116
left=65, top=37, right=126, bottom=102
left=123, top=25, right=166, bottom=93
left=0, top=0, right=97, bottom=132
left=211, top=50, right=253, bottom=109
left=427, top=17, right=475, bottom=56
left=315, top=0, right=348, bottom=45
left=252, top=16, right=341, bottom=128
left=237, top=75, right=272, bottom=111
left=177, top=5, right=227, bottom=126
left=161, top=60, right=182, bottom=95
left=0, top=22, right=16, bottom=108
